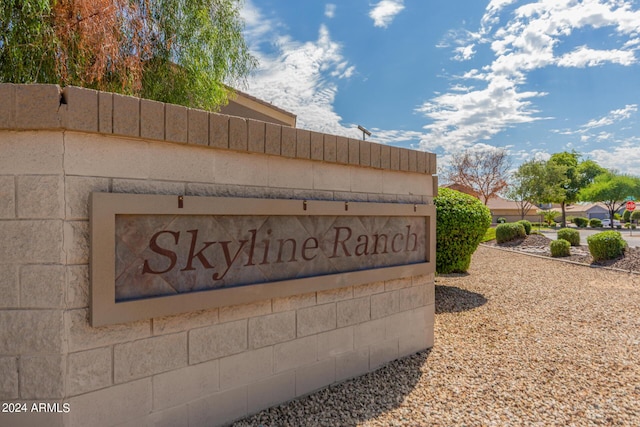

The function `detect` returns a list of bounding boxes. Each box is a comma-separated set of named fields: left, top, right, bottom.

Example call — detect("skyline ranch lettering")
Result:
left=114, top=214, right=427, bottom=301
left=141, top=225, right=420, bottom=280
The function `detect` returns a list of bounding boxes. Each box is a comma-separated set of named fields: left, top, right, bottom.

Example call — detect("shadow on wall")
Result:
left=232, top=351, right=430, bottom=427
left=435, top=284, right=487, bottom=314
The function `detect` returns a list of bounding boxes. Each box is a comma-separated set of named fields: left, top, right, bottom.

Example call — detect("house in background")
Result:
left=442, top=184, right=542, bottom=223
left=220, top=88, right=297, bottom=127
left=564, top=202, right=623, bottom=220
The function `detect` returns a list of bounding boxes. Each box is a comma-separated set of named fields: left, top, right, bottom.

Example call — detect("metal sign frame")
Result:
left=90, top=193, right=435, bottom=326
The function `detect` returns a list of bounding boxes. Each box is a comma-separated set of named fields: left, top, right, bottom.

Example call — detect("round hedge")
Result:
left=557, top=228, right=580, bottom=246
left=496, top=223, right=526, bottom=243
left=517, top=220, right=532, bottom=235
left=589, top=218, right=602, bottom=228
left=550, top=239, right=571, bottom=257
left=435, top=188, right=492, bottom=274
left=587, top=231, right=627, bottom=261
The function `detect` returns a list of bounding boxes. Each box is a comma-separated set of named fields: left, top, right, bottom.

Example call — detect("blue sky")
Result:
left=239, top=0, right=640, bottom=175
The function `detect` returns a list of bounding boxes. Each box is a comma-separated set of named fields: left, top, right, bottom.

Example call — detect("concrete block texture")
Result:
left=188, top=386, right=247, bottom=427
left=63, top=221, right=89, bottom=265
left=61, top=86, right=98, bottom=132
left=16, top=175, right=64, bottom=219
left=296, top=129, right=311, bottom=159
left=0, top=176, right=15, bottom=218
left=247, top=371, right=296, bottom=414
left=265, top=122, right=282, bottom=155
left=371, top=290, right=400, bottom=320
left=188, top=108, right=209, bottom=146
left=165, top=104, right=188, bottom=144
left=296, top=358, right=336, bottom=397
left=316, top=327, right=354, bottom=360
left=19, top=355, right=65, bottom=399
left=248, top=311, right=296, bottom=349
left=112, top=93, right=140, bottom=137
left=152, top=308, right=218, bottom=336
left=98, top=91, right=113, bottom=133
left=0, top=84, right=16, bottom=128
left=140, top=99, right=165, bottom=140
left=336, top=347, right=370, bottom=382
left=274, top=335, right=317, bottom=373
left=0, top=265, right=19, bottom=308
left=209, top=113, right=229, bottom=149
left=323, top=134, right=337, bottom=162
left=219, top=347, right=273, bottom=389
left=359, top=140, right=371, bottom=167
left=337, top=296, right=371, bottom=327
left=114, top=333, right=187, bottom=383
left=281, top=126, right=296, bottom=158
left=67, top=347, right=112, bottom=396
left=152, top=359, right=219, bottom=410
left=65, top=308, right=150, bottom=353
left=15, top=84, right=61, bottom=129
left=297, top=303, right=337, bottom=337
left=348, top=138, right=360, bottom=165
left=65, top=265, right=89, bottom=309
left=370, top=338, right=399, bottom=369
left=310, top=131, right=323, bottom=160
left=272, top=292, right=316, bottom=312
left=20, top=264, right=65, bottom=308
left=247, top=119, right=265, bottom=153
left=0, top=356, right=19, bottom=399
left=188, top=319, right=247, bottom=364
left=0, top=310, right=63, bottom=354
left=229, top=116, right=248, bottom=151
left=0, top=220, right=63, bottom=264
left=65, top=176, right=110, bottom=220
left=65, top=378, right=152, bottom=427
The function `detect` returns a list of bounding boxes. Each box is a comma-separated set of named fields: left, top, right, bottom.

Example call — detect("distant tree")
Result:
left=579, top=172, right=640, bottom=228
left=445, top=147, right=511, bottom=205
left=505, top=160, right=546, bottom=219
left=0, top=0, right=256, bottom=110
left=546, top=152, right=606, bottom=227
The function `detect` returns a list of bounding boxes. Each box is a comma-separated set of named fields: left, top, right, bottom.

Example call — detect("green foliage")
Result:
left=0, top=0, right=56, bottom=84
left=495, top=223, right=526, bottom=243
left=1, top=0, right=256, bottom=110
left=541, top=210, right=559, bottom=225
left=517, top=220, right=532, bottom=235
left=481, top=227, right=496, bottom=243
left=632, top=210, right=640, bottom=221
left=579, top=172, right=640, bottom=227
left=623, top=210, right=631, bottom=222
left=587, top=231, right=627, bottom=261
left=497, top=217, right=507, bottom=224
left=550, top=239, right=571, bottom=257
left=435, top=188, right=492, bottom=274
left=589, top=218, right=602, bottom=228
left=572, top=217, right=588, bottom=228
left=557, top=228, right=580, bottom=246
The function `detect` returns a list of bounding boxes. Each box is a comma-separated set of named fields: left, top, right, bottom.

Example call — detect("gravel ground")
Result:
left=486, top=233, right=640, bottom=273
left=232, top=246, right=640, bottom=427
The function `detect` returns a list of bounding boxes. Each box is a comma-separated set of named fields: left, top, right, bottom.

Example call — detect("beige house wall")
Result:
left=0, top=84, right=436, bottom=427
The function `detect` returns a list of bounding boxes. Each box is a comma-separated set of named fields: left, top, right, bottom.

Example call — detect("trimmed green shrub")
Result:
left=623, top=209, right=631, bottom=222
left=517, top=220, right=532, bottom=235
left=550, top=239, right=571, bottom=257
left=587, top=231, right=627, bottom=261
left=497, top=217, right=507, bottom=224
left=632, top=210, right=640, bottom=221
left=589, top=218, right=602, bottom=228
left=435, top=188, right=492, bottom=274
left=573, top=217, right=589, bottom=228
left=557, top=228, right=580, bottom=246
left=496, top=223, right=526, bottom=243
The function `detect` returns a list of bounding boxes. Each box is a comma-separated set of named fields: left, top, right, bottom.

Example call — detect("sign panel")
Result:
left=91, top=193, right=435, bottom=326
left=626, top=201, right=636, bottom=211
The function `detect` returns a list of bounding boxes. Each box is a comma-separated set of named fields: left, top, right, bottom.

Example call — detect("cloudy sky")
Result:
left=239, top=0, right=640, bottom=174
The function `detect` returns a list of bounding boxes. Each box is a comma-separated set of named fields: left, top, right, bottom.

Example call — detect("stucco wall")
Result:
left=0, top=84, right=436, bottom=427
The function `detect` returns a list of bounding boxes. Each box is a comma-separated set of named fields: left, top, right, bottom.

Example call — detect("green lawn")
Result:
left=481, top=227, right=496, bottom=242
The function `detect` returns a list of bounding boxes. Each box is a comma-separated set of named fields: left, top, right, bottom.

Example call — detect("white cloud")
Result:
left=422, top=0, right=640, bottom=154
left=369, top=0, right=405, bottom=28
left=586, top=139, right=640, bottom=172
left=557, top=46, right=636, bottom=67
left=582, top=104, right=638, bottom=129
left=325, top=4, right=336, bottom=19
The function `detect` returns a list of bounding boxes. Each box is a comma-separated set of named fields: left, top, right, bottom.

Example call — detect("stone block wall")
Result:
left=0, top=84, right=436, bottom=427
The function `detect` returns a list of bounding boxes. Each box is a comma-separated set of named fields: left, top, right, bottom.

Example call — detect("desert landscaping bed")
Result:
left=233, top=246, right=640, bottom=426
